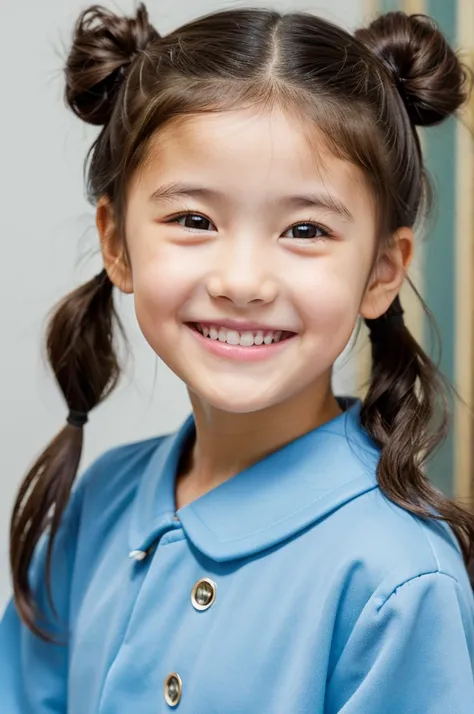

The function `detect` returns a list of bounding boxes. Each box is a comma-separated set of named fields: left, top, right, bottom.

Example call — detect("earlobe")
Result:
left=96, top=198, right=134, bottom=295
left=360, top=227, right=414, bottom=320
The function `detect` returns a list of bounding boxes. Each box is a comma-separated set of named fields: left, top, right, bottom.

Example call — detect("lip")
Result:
left=189, top=319, right=296, bottom=333
left=186, top=323, right=297, bottom=362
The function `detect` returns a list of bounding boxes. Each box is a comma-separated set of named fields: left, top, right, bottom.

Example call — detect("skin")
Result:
left=97, top=106, right=413, bottom=509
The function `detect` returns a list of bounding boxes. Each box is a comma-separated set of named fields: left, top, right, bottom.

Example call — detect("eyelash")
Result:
left=166, top=212, right=333, bottom=241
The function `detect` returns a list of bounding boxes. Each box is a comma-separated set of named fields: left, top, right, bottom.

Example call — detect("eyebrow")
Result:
left=149, top=181, right=354, bottom=222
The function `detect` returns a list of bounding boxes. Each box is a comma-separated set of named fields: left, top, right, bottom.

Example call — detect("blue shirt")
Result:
left=1, top=400, right=473, bottom=712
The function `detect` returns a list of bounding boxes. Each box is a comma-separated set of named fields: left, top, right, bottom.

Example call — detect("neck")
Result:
left=176, top=377, right=342, bottom=507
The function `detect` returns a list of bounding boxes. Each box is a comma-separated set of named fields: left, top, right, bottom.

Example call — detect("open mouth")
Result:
left=188, top=323, right=296, bottom=347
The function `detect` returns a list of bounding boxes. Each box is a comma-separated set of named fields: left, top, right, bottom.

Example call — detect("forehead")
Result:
left=137, top=107, right=373, bottom=217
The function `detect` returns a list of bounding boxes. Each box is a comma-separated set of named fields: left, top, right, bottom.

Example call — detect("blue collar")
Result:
left=129, top=399, right=381, bottom=561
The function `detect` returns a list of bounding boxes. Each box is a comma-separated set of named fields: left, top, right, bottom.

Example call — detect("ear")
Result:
left=360, top=227, right=414, bottom=320
left=96, top=197, right=134, bottom=294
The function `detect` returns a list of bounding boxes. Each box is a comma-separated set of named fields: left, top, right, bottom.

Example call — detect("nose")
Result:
left=206, top=241, right=278, bottom=308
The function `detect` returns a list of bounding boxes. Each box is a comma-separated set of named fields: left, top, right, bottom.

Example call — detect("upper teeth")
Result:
left=197, top=325, right=283, bottom=346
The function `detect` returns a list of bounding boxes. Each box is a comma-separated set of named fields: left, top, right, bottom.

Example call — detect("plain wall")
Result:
left=0, top=0, right=367, bottom=605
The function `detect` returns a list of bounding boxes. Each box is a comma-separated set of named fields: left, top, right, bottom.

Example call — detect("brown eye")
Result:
left=172, top=214, right=215, bottom=231
left=282, top=223, right=328, bottom=240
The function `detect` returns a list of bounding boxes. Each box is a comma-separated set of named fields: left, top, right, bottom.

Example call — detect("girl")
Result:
left=1, top=4, right=473, bottom=712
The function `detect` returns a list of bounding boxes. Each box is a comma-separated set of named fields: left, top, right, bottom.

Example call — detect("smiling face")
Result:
left=99, top=106, right=411, bottom=415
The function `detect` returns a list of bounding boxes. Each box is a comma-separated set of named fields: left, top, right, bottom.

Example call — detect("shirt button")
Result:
left=191, top=578, right=217, bottom=611
left=128, top=549, right=147, bottom=561
left=164, top=672, right=182, bottom=707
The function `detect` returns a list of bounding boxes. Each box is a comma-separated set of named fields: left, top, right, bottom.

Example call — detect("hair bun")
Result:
left=356, top=11, right=470, bottom=127
left=64, top=3, right=160, bottom=126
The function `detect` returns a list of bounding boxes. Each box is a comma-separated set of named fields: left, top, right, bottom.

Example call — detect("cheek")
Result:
left=294, top=256, right=368, bottom=337
left=129, top=240, right=197, bottom=323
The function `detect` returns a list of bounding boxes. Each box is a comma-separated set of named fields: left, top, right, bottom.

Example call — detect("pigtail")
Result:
left=361, top=297, right=474, bottom=579
left=12, top=2, right=155, bottom=639
left=11, top=269, right=124, bottom=639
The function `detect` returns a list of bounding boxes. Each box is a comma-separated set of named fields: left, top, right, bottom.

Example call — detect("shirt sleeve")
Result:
left=325, top=571, right=474, bottom=714
left=0, top=484, right=83, bottom=713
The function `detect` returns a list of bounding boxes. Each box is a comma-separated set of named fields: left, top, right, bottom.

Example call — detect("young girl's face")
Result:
left=105, top=107, right=407, bottom=414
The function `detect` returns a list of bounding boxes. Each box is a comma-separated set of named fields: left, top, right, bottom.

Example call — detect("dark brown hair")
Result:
left=14, top=4, right=473, bottom=637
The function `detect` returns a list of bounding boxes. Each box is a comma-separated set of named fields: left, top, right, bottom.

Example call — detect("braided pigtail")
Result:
left=356, top=11, right=474, bottom=582
left=12, top=2, right=161, bottom=641
left=362, top=297, right=474, bottom=579
left=11, top=271, right=124, bottom=638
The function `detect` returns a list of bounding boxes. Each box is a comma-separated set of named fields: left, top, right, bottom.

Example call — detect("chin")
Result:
left=189, top=384, right=284, bottom=415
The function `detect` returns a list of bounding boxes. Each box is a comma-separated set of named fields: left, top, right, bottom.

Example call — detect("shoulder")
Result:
left=368, top=486, right=468, bottom=583
left=60, top=432, right=175, bottom=603
left=316, top=405, right=471, bottom=594
left=314, top=468, right=474, bottom=672
left=79, top=435, right=166, bottom=493
left=76, top=433, right=170, bottom=519
left=324, top=479, right=474, bottom=614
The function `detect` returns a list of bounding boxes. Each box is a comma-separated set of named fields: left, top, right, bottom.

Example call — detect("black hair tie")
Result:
left=367, top=298, right=405, bottom=339
left=67, top=410, right=89, bottom=428
left=386, top=296, right=405, bottom=321
left=385, top=310, right=405, bottom=329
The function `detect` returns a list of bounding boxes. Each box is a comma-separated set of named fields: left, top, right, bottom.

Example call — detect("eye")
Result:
left=168, top=213, right=216, bottom=231
left=281, top=222, right=331, bottom=241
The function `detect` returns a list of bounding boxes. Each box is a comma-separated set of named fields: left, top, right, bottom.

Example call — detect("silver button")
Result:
left=191, top=578, right=217, bottom=611
left=129, top=550, right=147, bottom=561
left=164, top=672, right=182, bottom=707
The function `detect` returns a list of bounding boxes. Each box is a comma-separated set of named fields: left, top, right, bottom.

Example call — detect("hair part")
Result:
left=13, top=4, right=474, bottom=637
